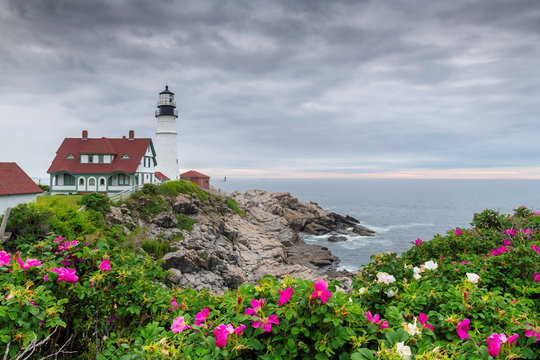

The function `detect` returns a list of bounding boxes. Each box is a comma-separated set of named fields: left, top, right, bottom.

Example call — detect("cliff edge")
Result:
left=107, top=188, right=374, bottom=293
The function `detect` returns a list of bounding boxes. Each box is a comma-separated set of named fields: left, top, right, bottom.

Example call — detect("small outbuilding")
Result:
left=0, top=162, right=43, bottom=215
left=180, top=170, right=210, bottom=189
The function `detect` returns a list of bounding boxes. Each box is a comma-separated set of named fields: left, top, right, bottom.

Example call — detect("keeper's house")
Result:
left=47, top=130, right=158, bottom=194
left=0, top=162, right=43, bottom=214
left=180, top=170, right=210, bottom=190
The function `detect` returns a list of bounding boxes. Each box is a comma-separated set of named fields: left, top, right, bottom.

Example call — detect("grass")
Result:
left=176, top=214, right=198, bottom=231
left=141, top=238, right=176, bottom=258
left=226, top=197, right=245, bottom=216
left=37, top=194, right=83, bottom=209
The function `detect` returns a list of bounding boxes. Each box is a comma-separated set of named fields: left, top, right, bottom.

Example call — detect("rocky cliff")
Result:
left=107, top=188, right=373, bottom=293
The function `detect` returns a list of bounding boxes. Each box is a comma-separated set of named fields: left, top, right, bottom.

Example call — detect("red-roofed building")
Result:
left=180, top=170, right=210, bottom=189
left=48, top=130, right=158, bottom=194
left=154, top=171, right=170, bottom=183
left=0, top=162, right=43, bottom=214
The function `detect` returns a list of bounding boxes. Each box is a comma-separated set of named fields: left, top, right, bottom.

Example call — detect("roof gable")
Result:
left=180, top=170, right=210, bottom=179
left=0, top=162, right=43, bottom=196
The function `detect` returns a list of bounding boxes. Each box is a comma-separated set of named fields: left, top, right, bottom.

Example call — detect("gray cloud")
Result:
left=1, top=0, right=539, bottom=180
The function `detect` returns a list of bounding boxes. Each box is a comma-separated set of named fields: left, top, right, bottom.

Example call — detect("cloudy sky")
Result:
left=1, top=0, right=540, bottom=180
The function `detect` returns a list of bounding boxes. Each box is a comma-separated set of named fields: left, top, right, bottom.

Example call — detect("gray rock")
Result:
left=328, top=235, right=348, bottom=242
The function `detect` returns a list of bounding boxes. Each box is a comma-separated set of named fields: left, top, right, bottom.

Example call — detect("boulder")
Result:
left=328, top=235, right=348, bottom=242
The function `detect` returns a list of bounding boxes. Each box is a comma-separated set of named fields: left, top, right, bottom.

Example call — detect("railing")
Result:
left=108, top=184, right=143, bottom=203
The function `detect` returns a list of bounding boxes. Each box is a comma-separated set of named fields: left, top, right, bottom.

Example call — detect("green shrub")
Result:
left=176, top=214, right=198, bottom=231
left=226, top=197, right=245, bottom=216
left=142, top=183, right=159, bottom=195
left=79, top=192, right=111, bottom=213
left=2, top=203, right=52, bottom=249
left=159, top=180, right=208, bottom=201
left=38, top=184, right=50, bottom=192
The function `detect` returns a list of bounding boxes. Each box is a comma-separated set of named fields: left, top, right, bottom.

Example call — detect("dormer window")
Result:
left=66, top=153, right=75, bottom=159
left=98, top=155, right=104, bottom=163
left=121, top=154, right=130, bottom=159
left=88, top=155, right=94, bottom=163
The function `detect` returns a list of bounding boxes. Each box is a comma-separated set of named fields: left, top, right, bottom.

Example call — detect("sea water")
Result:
left=215, top=179, right=540, bottom=272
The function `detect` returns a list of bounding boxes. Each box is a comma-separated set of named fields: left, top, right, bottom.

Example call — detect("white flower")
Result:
left=404, top=318, right=420, bottom=336
left=385, top=288, right=398, bottom=297
left=424, top=260, right=438, bottom=271
left=413, top=273, right=422, bottom=280
left=358, top=287, right=368, bottom=294
left=413, top=266, right=423, bottom=274
left=376, top=271, right=396, bottom=285
left=466, top=273, right=480, bottom=284
left=396, top=342, right=412, bottom=360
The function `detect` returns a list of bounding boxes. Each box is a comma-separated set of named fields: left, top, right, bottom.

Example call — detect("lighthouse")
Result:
left=155, top=85, right=179, bottom=180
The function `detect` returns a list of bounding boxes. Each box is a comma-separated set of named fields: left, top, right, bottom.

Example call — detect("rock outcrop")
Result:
left=107, top=189, right=373, bottom=293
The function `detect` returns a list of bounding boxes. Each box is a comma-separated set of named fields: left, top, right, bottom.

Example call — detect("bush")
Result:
left=142, top=238, right=176, bottom=258
left=79, top=192, right=111, bottom=213
left=2, top=203, right=52, bottom=249
left=38, top=184, right=50, bottom=192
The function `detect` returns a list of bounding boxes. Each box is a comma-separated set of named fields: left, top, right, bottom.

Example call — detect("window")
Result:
left=99, top=178, right=105, bottom=186
left=64, top=174, right=75, bottom=185
left=79, top=178, right=84, bottom=186
left=66, top=153, right=75, bottom=159
left=118, top=174, right=130, bottom=186
left=88, top=155, right=94, bottom=163
left=89, top=178, right=95, bottom=186
left=121, top=154, right=130, bottom=159
left=98, top=155, right=104, bottom=163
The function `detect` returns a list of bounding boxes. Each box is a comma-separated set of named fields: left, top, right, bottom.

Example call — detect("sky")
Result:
left=1, top=0, right=540, bottom=181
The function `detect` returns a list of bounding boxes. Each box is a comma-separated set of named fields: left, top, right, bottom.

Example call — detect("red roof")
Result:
left=48, top=136, right=154, bottom=174
left=155, top=171, right=169, bottom=180
left=180, top=170, right=210, bottom=179
left=0, top=162, right=43, bottom=196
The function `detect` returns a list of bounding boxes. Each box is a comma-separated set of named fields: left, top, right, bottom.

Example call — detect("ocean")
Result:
left=215, top=179, right=540, bottom=272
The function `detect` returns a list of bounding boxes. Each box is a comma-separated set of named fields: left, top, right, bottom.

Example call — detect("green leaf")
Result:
left=8, top=312, right=17, bottom=321
left=519, top=348, right=537, bottom=359
left=351, top=348, right=374, bottom=360
left=291, top=327, right=301, bottom=335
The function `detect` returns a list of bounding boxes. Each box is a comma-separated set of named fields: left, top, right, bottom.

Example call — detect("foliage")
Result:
left=142, top=238, right=177, bottom=259
left=1, top=203, right=52, bottom=248
left=38, top=184, right=50, bottom=192
left=158, top=180, right=208, bottom=201
left=176, top=214, right=198, bottom=231
left=226, top=198, right=245, bottom=216
left=1, top=207, right=539, bottom=359
left=79, top=192, right=111, bottom=213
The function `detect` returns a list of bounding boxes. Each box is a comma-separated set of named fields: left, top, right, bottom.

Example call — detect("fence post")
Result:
left=0, top=207, right=11, bottom=243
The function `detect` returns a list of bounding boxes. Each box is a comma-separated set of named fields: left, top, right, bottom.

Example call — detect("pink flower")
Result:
left=17, top=257, right=42, bottom=269
left=195, top=307, right=210, bottom=326
left=454, top=229, right=463, bottom=236
left=252, top=314, right=279, bottom=332
left=235, top=324, right=246, bottom=335
left=214, top=323, right=246, bottom=347
left=504, top=228, right=516, bottom=236
left=503, top=240, right=512, bottom=246
left=99, top=259, right=111, bottom=271
left=0, top=251, right=10, bottom=266
left=278, top=286, right=293, bottom=306
left=0, top=250, right=11, bottom=266
left=524, top=325, right=540, bottom=343
left=415, top=238, right=422, bottom=246
left=531, top=245, right=540, bottom=255
left=171, top=297, right=178, bottom=311
left=58, top=240, right=78, bottom=251
left=456, top=319, right=470, bottom=339
left=487, top=333, right=502, bottom=356
left=245, top=298, right=265, bottom=315
left=46, top=267, right=79, bottom=283
left=380, top=321, right=389, bottom=329
left=171, top=316, right=191, bottom=334
left=365, top=311, right=380, bottom=324
left=511, top=299, right=517, bottom=304
left=311, top=279, right=332, bottom=304
left=419, top=313, right=434, bottom=331
left=534, top=272, right=540, bottom=283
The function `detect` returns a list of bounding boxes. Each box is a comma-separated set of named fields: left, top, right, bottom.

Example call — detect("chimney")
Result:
left=82, top=130, right=88, bottom=140
left=128, top=130, right=134, bottom=140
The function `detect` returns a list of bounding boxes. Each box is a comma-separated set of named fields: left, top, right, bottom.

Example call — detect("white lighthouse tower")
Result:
left=155, top=85, right=179, bottom=180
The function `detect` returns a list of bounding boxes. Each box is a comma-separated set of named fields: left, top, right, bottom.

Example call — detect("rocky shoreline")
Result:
left=107, top=189, right=374, bottom=293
